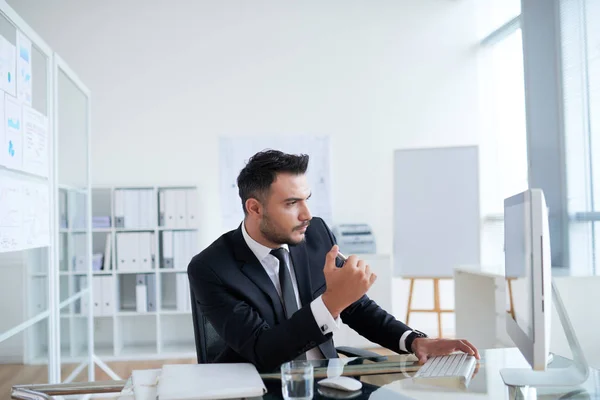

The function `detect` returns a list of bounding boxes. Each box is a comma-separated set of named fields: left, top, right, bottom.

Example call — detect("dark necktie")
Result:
left=270, top=247, right=299, bottom=319
left=271, top=247, right=308, bottom=360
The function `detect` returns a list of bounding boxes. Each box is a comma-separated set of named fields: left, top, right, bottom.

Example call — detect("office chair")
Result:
left=190, top=289, right=387, bottom=364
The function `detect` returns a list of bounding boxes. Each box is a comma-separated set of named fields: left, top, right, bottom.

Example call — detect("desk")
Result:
left=12, top=348, right=600, bottom=399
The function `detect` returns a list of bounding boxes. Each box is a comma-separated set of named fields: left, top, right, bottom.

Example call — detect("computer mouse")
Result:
left=317, top=376, right=363, bottom=392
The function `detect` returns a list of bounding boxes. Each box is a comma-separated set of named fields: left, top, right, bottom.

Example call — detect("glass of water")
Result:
left=281, top=360, right=314, bottom=400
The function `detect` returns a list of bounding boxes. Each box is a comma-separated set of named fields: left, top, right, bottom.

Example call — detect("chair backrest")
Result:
left=190, top=285, right=226, bottom=363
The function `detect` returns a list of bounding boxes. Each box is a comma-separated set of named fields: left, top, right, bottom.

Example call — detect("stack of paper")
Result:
left=156, top=363, right=267, bottom=400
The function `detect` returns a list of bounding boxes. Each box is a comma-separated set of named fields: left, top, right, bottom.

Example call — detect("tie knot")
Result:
left=270, top=247, right=288, bottom=264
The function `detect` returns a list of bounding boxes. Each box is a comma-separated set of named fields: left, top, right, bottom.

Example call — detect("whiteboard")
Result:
left=219, top=136, right=332, bottom=232
left=393, top=146, right=480, bottom=277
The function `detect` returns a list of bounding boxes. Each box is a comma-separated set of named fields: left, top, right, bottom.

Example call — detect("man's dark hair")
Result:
left=237, top=149, right=309, bottom=214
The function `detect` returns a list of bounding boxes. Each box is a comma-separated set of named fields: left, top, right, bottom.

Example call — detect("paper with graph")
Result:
left=3, top=95, right=23, bottom=171
left=16, top=31, right=32, bottom=106
left=0, top=176, right=50, bottom=252
left=0, top=175, right=23, bottom=251
left=22, top=105, right=49, bottom=177
left=0, top=36, right=16, bottom=97
left=219, top=136, right=332, bottom=232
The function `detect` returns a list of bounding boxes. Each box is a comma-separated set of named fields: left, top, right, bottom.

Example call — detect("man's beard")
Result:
left=260, top=213, right=308, bottom=246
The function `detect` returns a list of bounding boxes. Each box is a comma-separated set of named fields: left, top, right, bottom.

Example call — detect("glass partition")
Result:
left=55, top=58, right=92, bottom=381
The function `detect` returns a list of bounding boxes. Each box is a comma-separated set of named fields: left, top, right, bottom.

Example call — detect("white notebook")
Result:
left=157, top=363, right=267, bottom=400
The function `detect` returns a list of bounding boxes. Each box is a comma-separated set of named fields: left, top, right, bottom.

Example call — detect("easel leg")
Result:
left=406, top=278, right=415, bottom=325
left=507, top=278, right=516, bottom=320
left=433, top=278, right=442, bottom=338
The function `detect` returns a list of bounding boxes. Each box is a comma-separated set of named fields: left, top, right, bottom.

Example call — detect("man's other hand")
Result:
left=412, top=338, right=480, bottom=364
left=321, top=245, right=377, bottom=318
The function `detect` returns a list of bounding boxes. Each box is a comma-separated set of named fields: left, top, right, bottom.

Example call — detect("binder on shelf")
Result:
left=174, top=190, right=186, bottom=229
left=136, top=274, right=148, bottom=313
left=159, top=190, right=166, bottom=226
left=140, top=190, right=151, bottom=228
left=162, top=231, right=174, bottom=269
left=59, top=190, right=68, bottom=229
left=74, top=234, right=87, bottom=272
left=139, top=232, right=153, bottom=271
left=102, top=276, right=115, bottom=315
left=114, top=190, right=125, bottom=228
left=165, top=190, right=177, bottom=228
left=103, top=233, right=112, bottom=270
left=116, top=233, right=128, bottom=271
left=146, top=274, right=157, bottom=312
left=185, top=189, right=198, bottom=228
left=93, top=277, right=103, bottom=316
left=176, top=273, right=189, bottom=312
left=124, top=190, right=139, bottom=229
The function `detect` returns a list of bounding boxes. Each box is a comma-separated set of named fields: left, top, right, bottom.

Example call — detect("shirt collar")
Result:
left=241, top=221, right=289, bottom=263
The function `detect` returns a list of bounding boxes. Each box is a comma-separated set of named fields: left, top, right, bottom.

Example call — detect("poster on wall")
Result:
left=0, top=93, right=4, bottom=167
left=22, top=181, right=50, bottom=248
left=0, top=35, right=16, bottom=97
left=3, top=95, right=23, bottom=171
left=16, top=31, right=32, bottom=106
left=0, top=175, right=23, bottom=252
left=0, top=175, right=50, bottom=252
left=219, top=136, right=332, bottom=232
left=22, top=105, right=49, bottom=178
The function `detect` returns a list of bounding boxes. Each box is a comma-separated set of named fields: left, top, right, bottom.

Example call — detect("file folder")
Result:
left=146, top=274, right=157, bottom=312
left=185, top=189, right=198, bottom=228
left=158, top=189, right=166, bottom=226
left=114, top=190, right=125, bottom=228
left=162, top=231, right=173, bottom=268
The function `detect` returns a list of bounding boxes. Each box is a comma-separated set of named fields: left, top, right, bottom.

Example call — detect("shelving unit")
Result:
left=88, top=186, right=198, bottom=361
left=24, top=185, right=200, bottom=364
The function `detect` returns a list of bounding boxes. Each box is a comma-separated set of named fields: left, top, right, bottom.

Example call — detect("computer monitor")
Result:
left=503, top=189, right=552, bottom=370
left=501, top=188, right=589, bottom=387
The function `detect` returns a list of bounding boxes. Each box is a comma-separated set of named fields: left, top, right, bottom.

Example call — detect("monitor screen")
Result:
left=504, top=197, right=533, bottom=339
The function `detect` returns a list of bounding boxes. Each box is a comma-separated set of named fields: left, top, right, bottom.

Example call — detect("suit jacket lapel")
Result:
left=289, top=243, right=313, bottom=307
left=231, top=226, right=286, bottom=322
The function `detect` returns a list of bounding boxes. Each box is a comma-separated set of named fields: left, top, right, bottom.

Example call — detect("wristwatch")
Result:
left=405, top=329, right=428, bottom=354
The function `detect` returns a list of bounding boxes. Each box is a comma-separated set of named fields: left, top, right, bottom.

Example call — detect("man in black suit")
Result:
left=188, top=150, right=479, bottom=372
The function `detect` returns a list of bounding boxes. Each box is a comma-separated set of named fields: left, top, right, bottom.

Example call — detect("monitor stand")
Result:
left=500, top=280, right=589, bottom=387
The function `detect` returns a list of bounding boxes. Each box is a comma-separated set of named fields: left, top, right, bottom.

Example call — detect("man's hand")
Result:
left=321, top=245, right=377, bottom=318
left=412, top=338, right=480, bottom=364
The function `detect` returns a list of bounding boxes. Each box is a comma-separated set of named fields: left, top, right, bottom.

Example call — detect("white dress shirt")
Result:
left=242, top=222, right=340, bottom=360
left=241, top=222, right=414, bottom=357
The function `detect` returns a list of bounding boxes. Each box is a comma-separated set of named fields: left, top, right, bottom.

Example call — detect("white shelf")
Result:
left=158, top=227, right=198, bottom=231
left=119, top=344, right=157, bottom=356
left=160, top=343, right=196, bottom=355
left=116, top=270, right=156, bottom=274
left=94, top=345, right=114, bottom=358
left=117, top=311, right=158, bottom=316
left=30, top=272, right=48, bottom=277
left=115, top=228, right=156, bottom=232
left=92, top=228, right=112, bottom=233
left=159, top=269, right=187, bottom=273
left=160, top=310, right=191, bottom=315
left=60, top=229, right=88, bottom=234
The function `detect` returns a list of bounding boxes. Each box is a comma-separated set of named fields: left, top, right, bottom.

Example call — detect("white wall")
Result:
left=8, top=0, right=480, bottom=255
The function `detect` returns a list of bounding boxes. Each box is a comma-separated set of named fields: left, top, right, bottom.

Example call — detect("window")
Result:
left=478, top=16, right=528, bottom=267
left=561, top=0, right=600, bottom=274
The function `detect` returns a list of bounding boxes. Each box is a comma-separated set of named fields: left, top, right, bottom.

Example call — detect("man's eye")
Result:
left=287, top=202, right=296, bottom=206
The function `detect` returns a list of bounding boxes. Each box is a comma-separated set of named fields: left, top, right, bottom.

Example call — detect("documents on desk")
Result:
left=126, top=363, right=267, bottom=400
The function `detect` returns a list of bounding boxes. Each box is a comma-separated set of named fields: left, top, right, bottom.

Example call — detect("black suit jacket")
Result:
left=187, top=217, right=412, bottom=372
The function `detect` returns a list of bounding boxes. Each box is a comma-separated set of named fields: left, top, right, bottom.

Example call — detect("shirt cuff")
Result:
left=399, top=330, right=414, bottom=353
left=311, top=295, right=341, bottom=335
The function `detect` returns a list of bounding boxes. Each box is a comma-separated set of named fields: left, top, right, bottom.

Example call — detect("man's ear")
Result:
left=245, top=198, right=262, bottom=217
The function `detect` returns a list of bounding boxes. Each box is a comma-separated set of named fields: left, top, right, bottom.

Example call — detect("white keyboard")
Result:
left=413, top=353, right=477, bottom=388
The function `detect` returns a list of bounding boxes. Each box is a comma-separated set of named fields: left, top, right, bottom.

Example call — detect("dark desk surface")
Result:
left=12, top=348, right=600, bottom=400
